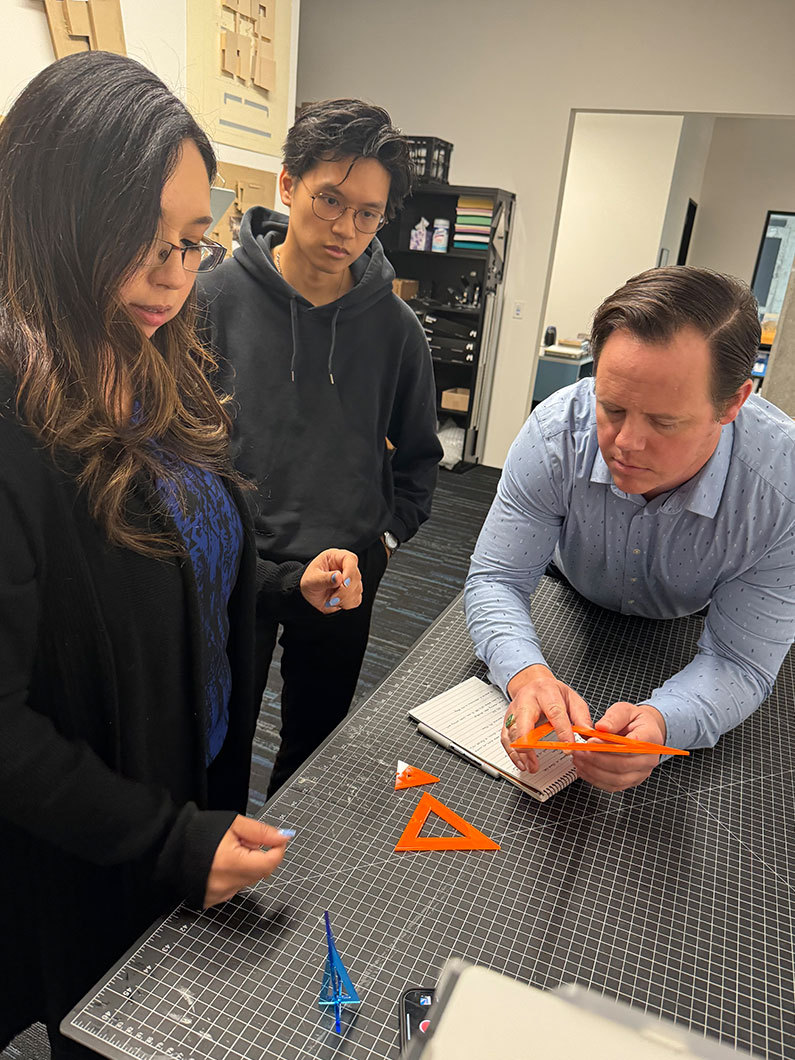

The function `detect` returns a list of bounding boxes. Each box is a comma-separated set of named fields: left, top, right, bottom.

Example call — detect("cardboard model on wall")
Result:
left=210, top=162, right=278, bottom=255
left=187, top=0, right=292, bottom=154
left=41, top=0, right=126, bottom=58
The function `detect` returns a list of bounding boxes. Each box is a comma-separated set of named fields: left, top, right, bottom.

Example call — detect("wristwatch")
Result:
left=383, top=530, right=400, bottom=556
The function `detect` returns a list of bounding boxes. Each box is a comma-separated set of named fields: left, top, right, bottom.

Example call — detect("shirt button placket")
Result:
left=624, top=514, right=644, bottom=611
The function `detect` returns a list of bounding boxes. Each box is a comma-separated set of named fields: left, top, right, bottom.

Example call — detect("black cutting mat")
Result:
left=64, top=579, right=795, bottom=1060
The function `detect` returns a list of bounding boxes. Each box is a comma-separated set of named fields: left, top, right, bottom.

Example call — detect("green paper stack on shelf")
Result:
left=454, top=195, right=493, bottom=251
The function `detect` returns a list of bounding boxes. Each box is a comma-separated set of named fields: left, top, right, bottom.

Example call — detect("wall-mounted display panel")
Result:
left=40, top=0, right=126, bottom=59
left=187, top=0, right=292, bottom=155
left=209, top=162, right=277, bottom=254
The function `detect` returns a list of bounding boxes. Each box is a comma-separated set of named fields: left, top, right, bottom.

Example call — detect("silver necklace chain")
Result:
left=274, top=247, right=346, bottom=299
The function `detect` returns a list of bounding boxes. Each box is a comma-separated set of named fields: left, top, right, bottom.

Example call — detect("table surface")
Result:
left=64, top=579, right=795, bottom=1060
left=539, top=345, right=593, bottom=364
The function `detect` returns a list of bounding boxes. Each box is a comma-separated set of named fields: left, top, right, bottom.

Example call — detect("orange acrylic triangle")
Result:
left=395, top=760, right=440, bottom=790
left=394, top=792, right=500, bottom=852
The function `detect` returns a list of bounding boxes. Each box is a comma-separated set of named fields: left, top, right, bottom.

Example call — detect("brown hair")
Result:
left=590, top=266, right=760, bottom=411
left=0, top=52, right=244, bottom=556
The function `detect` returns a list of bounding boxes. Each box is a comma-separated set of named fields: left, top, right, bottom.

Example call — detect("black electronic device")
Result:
left=423, top=312, right=477, bottom=340
left=426, top=334, right=476, bottom=353
left=399, top=987, right=436, bottom=1049
left=430, top=344, right=475, bottom=365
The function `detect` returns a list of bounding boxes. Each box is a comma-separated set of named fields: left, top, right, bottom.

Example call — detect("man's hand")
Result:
left=299, top=549, right=363, bottom=614
left=572, top=702, right=667, bottom=793
left=204, top=815, right=292, bottom=908
left=502, top=664, right=592, bottom=773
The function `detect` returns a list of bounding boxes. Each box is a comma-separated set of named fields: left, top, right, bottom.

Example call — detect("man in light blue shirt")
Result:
left=465, top=267, right=795, bottom=792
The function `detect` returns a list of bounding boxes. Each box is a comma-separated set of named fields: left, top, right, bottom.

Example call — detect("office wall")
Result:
left=687, top=116, right=795, bottom=283
left=543, top=113, right=682, bottom=345
left=296, top=0, right=795, bottom=466
left=657, top=113, right=715, bottom=267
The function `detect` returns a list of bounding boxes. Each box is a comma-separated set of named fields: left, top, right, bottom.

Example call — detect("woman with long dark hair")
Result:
left=0, top=52, right=361, bottom=1056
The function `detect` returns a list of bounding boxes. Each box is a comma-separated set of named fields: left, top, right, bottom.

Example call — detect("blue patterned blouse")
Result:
left=156, top=457, right=243, bottom=764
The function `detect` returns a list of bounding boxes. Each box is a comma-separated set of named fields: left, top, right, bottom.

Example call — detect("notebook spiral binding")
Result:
left=543, top=767, right=578, bottom=797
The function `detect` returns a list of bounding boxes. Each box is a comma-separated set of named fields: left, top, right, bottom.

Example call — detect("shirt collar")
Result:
left=589, top=422, right=734, bottom=517
left=590, top=449, right=613, bottom=486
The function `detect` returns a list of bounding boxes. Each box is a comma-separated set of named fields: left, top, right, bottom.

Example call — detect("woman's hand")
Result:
left=300, top=549, right=363, bottom=614
left=203, top=815, right=292, bottom=908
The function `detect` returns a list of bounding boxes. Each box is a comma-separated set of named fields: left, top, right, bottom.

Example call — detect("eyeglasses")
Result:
left=307, top=189, right=386, bottom=234
left=145, top=237, right=226, bottom=274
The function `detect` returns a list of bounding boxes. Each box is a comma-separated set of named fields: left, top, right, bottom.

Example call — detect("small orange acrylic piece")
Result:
left=395, top=760, right=441, bottom=790
left=394, top=792, right=500, bottom=852
left=511, top=722, right=689, bottom=756
left=523, top=722, right=554, bottom=741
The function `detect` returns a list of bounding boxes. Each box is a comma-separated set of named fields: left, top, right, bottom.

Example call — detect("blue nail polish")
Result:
left=278, top=828, right=296, bottom=838
left=344, top=577, right=351, bottom=586
left=331, top=572, right=338, bottom=583
left=329, top=596, right=340, bottom=606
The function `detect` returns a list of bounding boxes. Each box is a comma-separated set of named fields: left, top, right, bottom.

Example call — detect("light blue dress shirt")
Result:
left=465, top=379, right=795, bottom=749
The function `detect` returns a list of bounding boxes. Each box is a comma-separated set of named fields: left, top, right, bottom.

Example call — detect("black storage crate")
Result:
left=407, top=136, right=453, bottom=183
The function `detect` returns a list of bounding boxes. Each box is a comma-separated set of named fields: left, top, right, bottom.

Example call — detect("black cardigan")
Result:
left=0, top=386, right=301, bottom=1042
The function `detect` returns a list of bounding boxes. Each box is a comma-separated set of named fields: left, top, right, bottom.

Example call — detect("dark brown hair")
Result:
left=283, top=98, right=413, bottom=219
left=0, top=51, right=243, bottom=556
left=590, top=266, right=760, bottom=411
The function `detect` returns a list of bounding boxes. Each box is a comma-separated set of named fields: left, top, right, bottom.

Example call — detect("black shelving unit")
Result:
left=379, top=182, right=515, bottom=470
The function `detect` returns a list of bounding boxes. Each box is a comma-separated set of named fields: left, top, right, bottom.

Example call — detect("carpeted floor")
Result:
left=2, top=463, right=501, bottom=1060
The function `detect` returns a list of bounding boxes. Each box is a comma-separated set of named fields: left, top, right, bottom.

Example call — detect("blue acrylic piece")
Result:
left=318, top=911, right=360, bottom=1033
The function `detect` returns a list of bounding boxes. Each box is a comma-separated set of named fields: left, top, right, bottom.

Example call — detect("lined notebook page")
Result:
left=408, top=676, right=577, bottom=802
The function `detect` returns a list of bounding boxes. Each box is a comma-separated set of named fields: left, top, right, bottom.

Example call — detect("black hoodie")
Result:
left=198, top=207, right=442, bottom=562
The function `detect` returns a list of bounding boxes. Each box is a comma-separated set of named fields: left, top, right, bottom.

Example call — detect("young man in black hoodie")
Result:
left=198, top=100, right=442, bottom=795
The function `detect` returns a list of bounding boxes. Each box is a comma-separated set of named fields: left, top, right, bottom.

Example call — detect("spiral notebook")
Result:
left=408, top=676, right=578, bottom=803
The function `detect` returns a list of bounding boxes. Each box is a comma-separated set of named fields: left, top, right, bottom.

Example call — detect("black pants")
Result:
left=256, top=538, right=389, bottom=797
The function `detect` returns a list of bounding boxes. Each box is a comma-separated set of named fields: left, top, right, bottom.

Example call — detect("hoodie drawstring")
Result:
left=288, top=299, right=340, bottom=386
left=328, top=307, right=340, bottom=386
left=289, top=297, right=299, bottom=382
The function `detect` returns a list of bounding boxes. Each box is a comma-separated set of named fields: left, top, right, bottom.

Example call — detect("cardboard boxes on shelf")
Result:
left=440, top=387, right=470, bottom=412
left=392, top=278, right=419, bottom=301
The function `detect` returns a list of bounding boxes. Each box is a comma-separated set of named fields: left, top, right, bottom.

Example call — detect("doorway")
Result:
left=677, top=198, right=698, bottom=265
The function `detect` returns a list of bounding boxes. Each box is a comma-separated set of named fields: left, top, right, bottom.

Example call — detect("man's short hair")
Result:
left=283, top=98, right=413, bottom=220
left=590, top=266, right=761, bottom=411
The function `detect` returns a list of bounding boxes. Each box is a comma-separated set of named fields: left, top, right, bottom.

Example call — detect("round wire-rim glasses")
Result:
left=307, top=190, right=387, bottom=234
left=146, top=237, right=227, bottom=274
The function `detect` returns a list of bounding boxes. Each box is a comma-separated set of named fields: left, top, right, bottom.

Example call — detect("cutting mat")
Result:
left=64, top=578, right=795, bottom=1059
